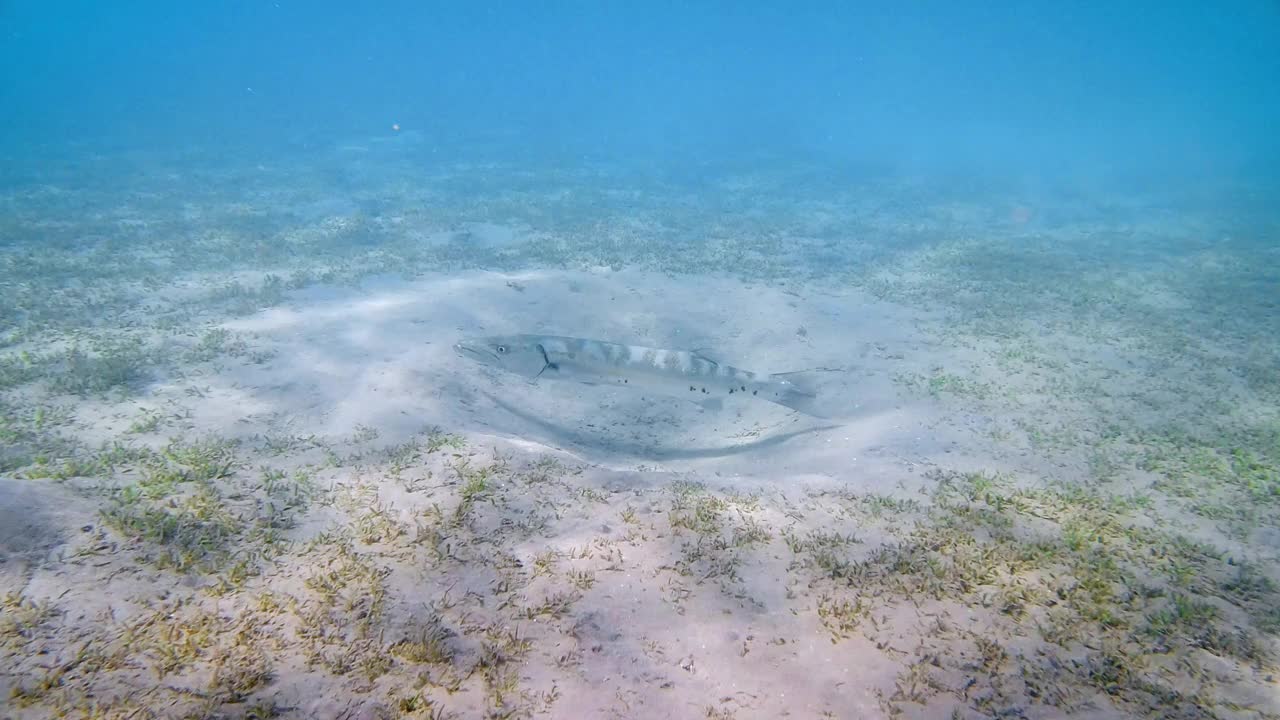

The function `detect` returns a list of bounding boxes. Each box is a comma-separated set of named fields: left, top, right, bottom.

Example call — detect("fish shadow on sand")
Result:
left=0, top=477, right=95, bottom=576
left=483, top=392, right=841, bottom=460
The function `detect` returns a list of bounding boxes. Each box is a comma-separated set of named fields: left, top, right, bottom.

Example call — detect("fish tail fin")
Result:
left=767, top=368, right=841, bottom=418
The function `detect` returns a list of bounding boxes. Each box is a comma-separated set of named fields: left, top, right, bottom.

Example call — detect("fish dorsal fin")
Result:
left=772, top=366, right=844, bottom=378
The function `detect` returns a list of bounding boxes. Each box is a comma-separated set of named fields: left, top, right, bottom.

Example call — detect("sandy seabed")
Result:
left=2, top=167, right=1278, bottom=720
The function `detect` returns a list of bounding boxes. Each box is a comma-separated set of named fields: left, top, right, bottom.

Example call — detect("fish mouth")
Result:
left=454, top=340, right=497, bottom=363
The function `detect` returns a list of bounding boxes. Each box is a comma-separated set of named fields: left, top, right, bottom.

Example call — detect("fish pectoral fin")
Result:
left=533, top=344, right=559, bottom=379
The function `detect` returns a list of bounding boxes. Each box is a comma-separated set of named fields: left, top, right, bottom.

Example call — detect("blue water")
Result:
left=3, top=1, right=1278, bottom=187
left=5, top=5, right=1280, bottom=718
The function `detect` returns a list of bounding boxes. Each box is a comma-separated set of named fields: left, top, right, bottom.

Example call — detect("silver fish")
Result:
left=454, top=334, right=830, bottom=417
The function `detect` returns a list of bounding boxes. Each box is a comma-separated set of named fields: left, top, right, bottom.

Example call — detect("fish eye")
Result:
left=497, top=345, right=506, bottom=353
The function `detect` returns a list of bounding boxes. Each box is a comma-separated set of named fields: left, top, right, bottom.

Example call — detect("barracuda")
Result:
left=454, top=334, right=832, bottom=417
